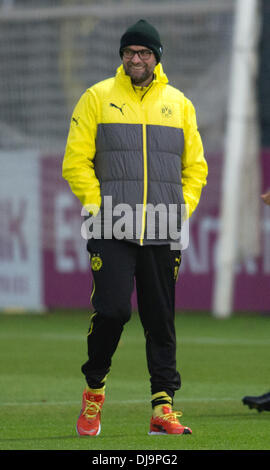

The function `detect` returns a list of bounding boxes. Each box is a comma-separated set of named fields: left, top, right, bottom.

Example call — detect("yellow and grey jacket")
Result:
left=63, top=63, right=208, bottom=245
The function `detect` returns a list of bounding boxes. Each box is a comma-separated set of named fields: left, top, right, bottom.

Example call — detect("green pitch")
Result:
left=0, top=310, right=269, bottom=451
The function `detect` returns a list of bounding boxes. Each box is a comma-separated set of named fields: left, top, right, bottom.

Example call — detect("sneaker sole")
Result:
left=148, top=428, right=192, bottom=435
left=243, top=399, right=265, bottom=412
left=245, top=403, right=264, bottom=412
left=76, top=422, right=101, bottom=436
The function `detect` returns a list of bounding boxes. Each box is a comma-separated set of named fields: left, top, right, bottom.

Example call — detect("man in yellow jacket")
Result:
left=63, top=19, right=208, bottom=436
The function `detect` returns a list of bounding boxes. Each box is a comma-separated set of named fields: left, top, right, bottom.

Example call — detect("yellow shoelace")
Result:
left=83, top=399, right=102, bottom=419
left=160, top=411, right=183, bottom=423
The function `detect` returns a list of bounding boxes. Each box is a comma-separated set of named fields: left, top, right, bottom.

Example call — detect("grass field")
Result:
left=0, top=309, right=269, bottom=453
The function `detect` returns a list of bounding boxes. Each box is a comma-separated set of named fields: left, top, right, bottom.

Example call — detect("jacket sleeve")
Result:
left=181, top=97, right=208, bottom=218
left=62, top=89, right=101, bottom=216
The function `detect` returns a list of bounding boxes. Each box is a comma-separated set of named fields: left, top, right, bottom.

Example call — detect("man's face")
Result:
left=122, top=45, right=157, bottom=87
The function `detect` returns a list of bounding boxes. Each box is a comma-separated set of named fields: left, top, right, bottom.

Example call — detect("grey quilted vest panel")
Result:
left=94, top=123, right=184, bottom=244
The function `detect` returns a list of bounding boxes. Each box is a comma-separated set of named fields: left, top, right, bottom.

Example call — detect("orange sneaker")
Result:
left=76, top=389, right=105, bottom=436
left=149, top=405, right=192, bottom=435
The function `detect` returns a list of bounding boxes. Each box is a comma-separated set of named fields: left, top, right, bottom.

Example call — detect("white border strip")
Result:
left=0, top=1, right=234, bottom=22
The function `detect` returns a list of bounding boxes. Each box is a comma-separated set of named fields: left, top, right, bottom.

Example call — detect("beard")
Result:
left=123, top=62, right=153, bottom=86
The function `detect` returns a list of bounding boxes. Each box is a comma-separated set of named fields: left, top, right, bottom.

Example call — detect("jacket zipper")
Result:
left=140, top=122, right=148, bottom=245
left=133, top=81, right=155, bottom=246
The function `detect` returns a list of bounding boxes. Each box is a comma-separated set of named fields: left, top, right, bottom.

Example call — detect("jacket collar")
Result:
left=116, top=63, right=168, bottom=86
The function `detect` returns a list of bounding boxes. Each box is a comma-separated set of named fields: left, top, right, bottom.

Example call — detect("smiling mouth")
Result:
left=130, top=66, right=145, bottom=71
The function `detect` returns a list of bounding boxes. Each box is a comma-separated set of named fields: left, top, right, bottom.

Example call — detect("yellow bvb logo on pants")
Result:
left=91, top=254, right=103, bottom=271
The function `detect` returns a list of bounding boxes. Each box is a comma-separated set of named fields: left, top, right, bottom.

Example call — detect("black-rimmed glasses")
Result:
left=122, top=48, right=153, bottom=60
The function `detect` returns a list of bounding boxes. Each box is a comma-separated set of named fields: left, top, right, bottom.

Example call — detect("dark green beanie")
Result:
left=119, top=19, right=163, bottom=64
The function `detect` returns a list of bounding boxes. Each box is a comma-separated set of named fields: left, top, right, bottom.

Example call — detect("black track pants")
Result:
left=81, top=238, right=181, bottom=396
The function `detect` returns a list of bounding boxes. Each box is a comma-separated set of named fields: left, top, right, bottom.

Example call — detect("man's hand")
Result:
left=261, top=190, right=270, bottom=206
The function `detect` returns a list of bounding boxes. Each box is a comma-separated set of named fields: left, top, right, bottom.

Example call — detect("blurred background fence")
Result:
left=0, top=0, right=269, bottom=314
